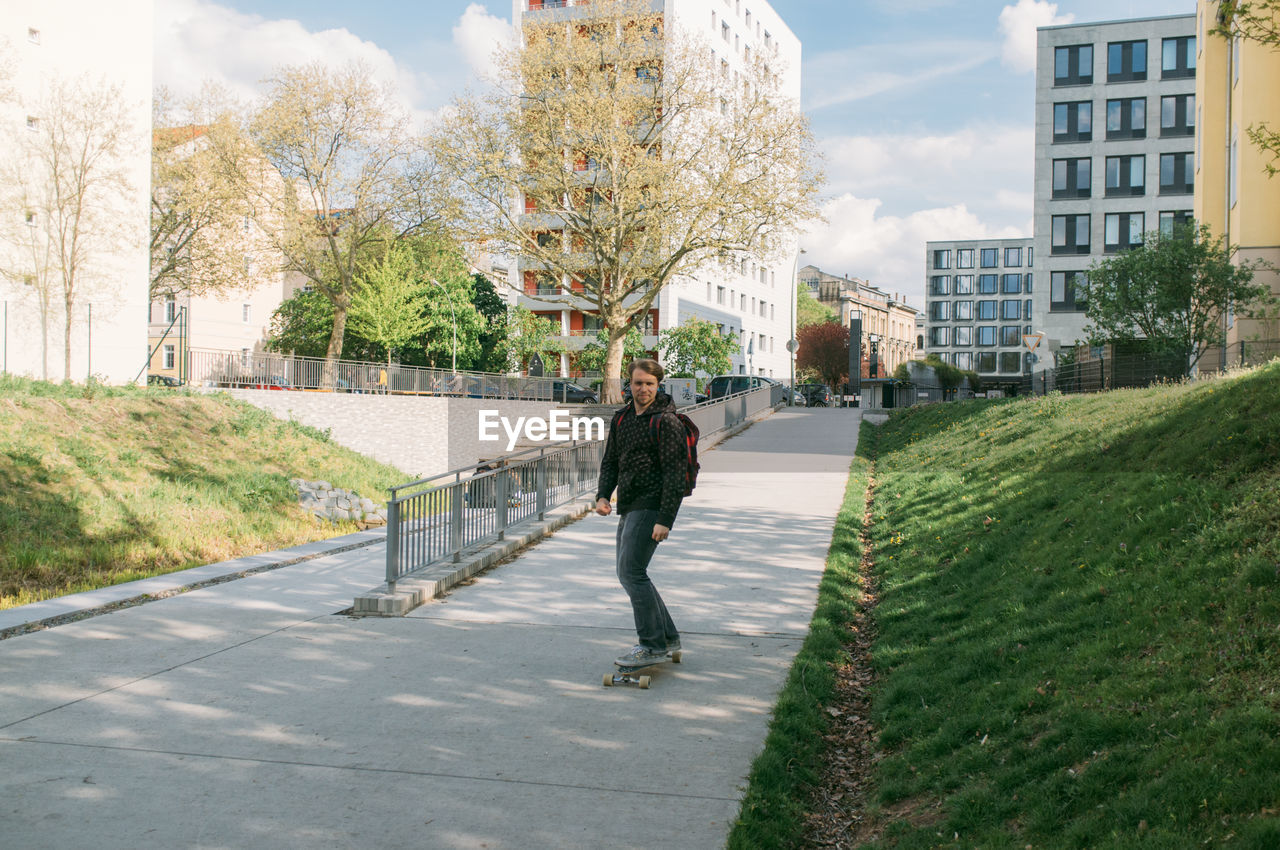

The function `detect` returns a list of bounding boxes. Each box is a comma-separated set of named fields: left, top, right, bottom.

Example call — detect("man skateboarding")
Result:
left=595, top=358, right=688, bottom=670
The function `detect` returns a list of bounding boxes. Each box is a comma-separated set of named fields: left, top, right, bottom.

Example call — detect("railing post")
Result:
left=496, top=467, right=509, bottom=540
left=536, top=459, right=547, bottom=520
left=385, top=498, right=400, bottom=594
left=450, top=481, right=465, bottom=563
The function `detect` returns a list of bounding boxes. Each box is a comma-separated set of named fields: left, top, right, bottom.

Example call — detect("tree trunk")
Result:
left=602, top=323, right=629, bottom=404
left=63, top=295, right=73, bottom=381
left=324, top=296, right=349, bottom=389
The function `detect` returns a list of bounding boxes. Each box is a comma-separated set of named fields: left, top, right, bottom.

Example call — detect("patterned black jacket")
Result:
left=595, top=391, right=687, bottom=529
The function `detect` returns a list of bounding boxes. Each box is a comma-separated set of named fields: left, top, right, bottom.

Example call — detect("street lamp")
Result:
left=429, top=278, right=459, bottom=374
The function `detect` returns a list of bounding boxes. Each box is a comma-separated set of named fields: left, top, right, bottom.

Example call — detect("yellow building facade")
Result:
left=1194, top=1, right=1280, bottom=363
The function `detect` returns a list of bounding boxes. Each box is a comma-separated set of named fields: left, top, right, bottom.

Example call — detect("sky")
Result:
left=153, top=0, right=1196, bottom=309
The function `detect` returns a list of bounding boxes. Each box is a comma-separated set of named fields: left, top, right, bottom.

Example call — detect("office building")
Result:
left=800, top=264, right=919, bottom=378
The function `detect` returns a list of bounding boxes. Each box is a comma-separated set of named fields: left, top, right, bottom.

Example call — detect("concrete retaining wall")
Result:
left=215, top=390, right=574, bottom=479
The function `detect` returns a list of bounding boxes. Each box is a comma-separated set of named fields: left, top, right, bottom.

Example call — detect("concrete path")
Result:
left=0, top=407, right=862, bottom=850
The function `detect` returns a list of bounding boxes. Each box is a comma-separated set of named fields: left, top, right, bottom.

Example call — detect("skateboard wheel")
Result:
left=638, top=676, right=651, bottom=689
left=603, top=673, right=614, bottom=687
left=670, top=650, right=682, bottom=664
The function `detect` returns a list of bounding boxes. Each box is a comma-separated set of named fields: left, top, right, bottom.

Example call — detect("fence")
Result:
left=185, top=348, right=580, bottom=401
left=382, top=385, right=782, bottom=589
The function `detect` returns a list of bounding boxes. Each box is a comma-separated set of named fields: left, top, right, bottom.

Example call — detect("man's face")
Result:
left=630, top=368, right=659, bottom=408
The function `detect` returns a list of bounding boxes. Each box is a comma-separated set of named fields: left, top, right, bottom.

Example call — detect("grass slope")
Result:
left=0, top=377, right=407, bottom=609
left=861, top=362, right=1280, bottom=847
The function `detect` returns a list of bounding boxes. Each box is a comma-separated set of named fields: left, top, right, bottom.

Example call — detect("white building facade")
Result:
left=0, top=1, right=153, bottom=384
left=511, top=0, right=802, bottom=381
left=1033, top=14, right=1198, bottom=359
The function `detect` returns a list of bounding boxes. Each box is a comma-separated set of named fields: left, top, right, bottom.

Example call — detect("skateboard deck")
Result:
left=603, top=650, right=682, bottom=689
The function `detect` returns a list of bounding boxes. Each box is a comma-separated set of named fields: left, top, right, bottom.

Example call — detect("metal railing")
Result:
left=185, top=348, right=585, bottom=401
left=383, top=385, right=783, bottom=589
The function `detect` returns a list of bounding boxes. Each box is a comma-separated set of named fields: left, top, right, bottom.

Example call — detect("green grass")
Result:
left=0, top=375, right=408, bottom=609
left=727, top=455, right=871, bottom=849
left=732, top=361, right=1280, bottom=848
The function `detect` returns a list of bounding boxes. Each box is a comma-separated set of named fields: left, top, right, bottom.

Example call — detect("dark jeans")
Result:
left=616, top=509, right=679, bottom=651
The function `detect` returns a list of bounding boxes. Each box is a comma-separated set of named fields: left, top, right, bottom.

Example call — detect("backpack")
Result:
left=611, top=407, right=701, bottom=497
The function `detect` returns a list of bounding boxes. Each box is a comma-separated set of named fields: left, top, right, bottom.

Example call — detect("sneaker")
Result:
left=615, top=645, right=667, bottom=667
left=666, top=638, right=681, bottom=653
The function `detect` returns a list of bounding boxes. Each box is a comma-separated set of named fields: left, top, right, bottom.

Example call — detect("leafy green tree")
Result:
left=1084, top=224, right=1276, bottom=373
left=399, top=236, right=485, bottom=370
left=658, top=318, right=737, bottom=383
left=347, top=243, right=434, bottom=367
left=470, top=273, right=510, bottom=373
left=797, top=285, right=838, bottom=328
left=506, top=306, right=566, bottom=373
left=577, top=326, right=647, bottom=378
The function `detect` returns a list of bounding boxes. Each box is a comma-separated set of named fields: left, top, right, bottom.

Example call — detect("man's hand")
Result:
left=651, top=523, right=670, bottom=542
left=595, top=498, right=612, bottom=516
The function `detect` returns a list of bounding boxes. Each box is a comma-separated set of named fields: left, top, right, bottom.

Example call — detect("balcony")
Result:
left=526, top=0, right=591, bottom=10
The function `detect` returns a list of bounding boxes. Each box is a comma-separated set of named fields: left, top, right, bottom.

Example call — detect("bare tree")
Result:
left=233, top=61, right=458, bottom=367
left=436, top=0, right=822, bottom=400
left=0, top=76, right=135, bottom=380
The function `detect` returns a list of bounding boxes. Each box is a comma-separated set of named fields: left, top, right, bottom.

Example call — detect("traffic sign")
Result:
left=1023, top=332, right=1044, bottom=353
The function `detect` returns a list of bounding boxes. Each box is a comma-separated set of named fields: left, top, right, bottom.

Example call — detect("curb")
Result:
left=0, top=529, right=386, bottom=640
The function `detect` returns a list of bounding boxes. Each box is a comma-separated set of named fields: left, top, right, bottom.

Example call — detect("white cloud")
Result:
left=453, top=3, right=516, bottom=81
left=998, top=0, right=1073, bottom=73
left=154, top=0, right=440, bottom=122
left=803, top=125, right=1035, bottom=308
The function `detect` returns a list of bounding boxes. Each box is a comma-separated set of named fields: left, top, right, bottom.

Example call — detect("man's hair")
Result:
left=627, top=358, right=664, bottom=382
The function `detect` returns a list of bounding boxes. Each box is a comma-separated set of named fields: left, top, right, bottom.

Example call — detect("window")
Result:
left=929, top=275, right=950, bottom=296
left=932, top=249, right=951, bottom=269
left=1162, top=36, right=1195, bottom=79
left=1159, top=210, right=1193, bottom=236
left=1161, top=94, right=1195, bottom=136
left=1001, top=300, right=1022, bottom=320
left=957, top=248, right=975, bottom=269
left=954, top=301, right=973, bottom=321
left=165, top=299, right=176, bottom=322
left=1106, top=97, right=1146, bottom=139
left=242, top=304, right=252, bottom=323
left=1005, top=247, right=1023, bottom=267
left=954, top=326, right=973, bottom=346
left=1160, top=152, right=1194, bottom=194
left=1108, top=39, right=1147, bottom=82
left=1002, top=274, right=1022, bottom=294
left=1051, top=270, right=1088, bottom=312
left=26, top=115, right=40, bottom=132
left=954, top=352, right=973, bottom=370
left=979, top=248, right=998, bottom=268
left=28, top=27, right=40, bottom=44
left=1000, top=352, right=1024, bottom=373
left=1051, top=214, right=1090, bottom=254
left=977, top=300, right=997, bottom=320
left=929, top=326, right=949, bottom=347
left=717, top=285, right=726, bottom=305
left=977, top=326, right=997, bottom=347
left=1025, top=299, right=1034, bottom=321
left=1024, top=273, right=1033, bottom=293
left=722, top=21, right=730, bottom=42
left=976, top=352, right=997, bottom=373
left=978, top=274, right=998, bottom=295
left=1053, top=101, right=1092, bottom=142
left=1105, top=212, right=1145, bottom=252
left=953, top=274, right=974, bottom=295
left=1054, top=44, right=1093, bottom=85
left=24, top=210, right=36, bottom=227
left=929, top=301, right=950, bottom=321
left=1001, top=325, right=1022, bottom=346
left=1052, top=157, right=1091, bottom=198
left=1105, top=155, right=1145, bottom=196
left=163, top=345, right=175, bottom=370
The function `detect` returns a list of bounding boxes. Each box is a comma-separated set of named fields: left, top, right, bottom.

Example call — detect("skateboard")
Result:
left=603, top=650, right=682, bottom=689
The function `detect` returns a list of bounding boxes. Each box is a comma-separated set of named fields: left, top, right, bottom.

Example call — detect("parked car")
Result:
left=796, top=383, right=834, bottom=407
left=706, top=374, right=805, bottom=405
left=147, top=374, right=182, bottom=388
left=533, top=380, right=598, bottom=403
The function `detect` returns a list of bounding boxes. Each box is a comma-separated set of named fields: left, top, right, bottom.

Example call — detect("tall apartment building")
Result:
left=923, top=238, right=1035, bottom=377
left=0, top=1, right=153, bottom=384
left=511, top=0, right=801, bottom=381
left=1193, top=1, right=1280, bottom=362
left=1033, top=14, right=1198, bottom=361
left=800, top=264, right=919, bottom=377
